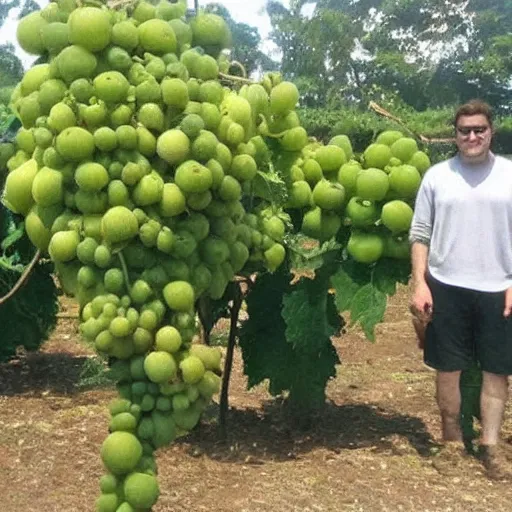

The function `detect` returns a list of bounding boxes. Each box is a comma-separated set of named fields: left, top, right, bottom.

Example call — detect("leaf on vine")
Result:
left=252, top=167, right=288, bottom=205
left=373, top=257, right=411, bottom=295
left=239, top=268, right=340, bottom=413
left=282, top=274, right=337, bottom=350
left=1, top=221, right=25, bottom=252
left=0, top=254, right=24, bottom=273
left=330, top=259, right=392, bottom=341
left=0, top=115, right=21, bottom=143
left=197, top=284, right=235, bottom=335
left=238, top=269, right=292, bottom=391
left=326, top=290, right=345, bottom=337
left=285, top=232, right=341, bottom=271
left=287, top=343, right=340, bottom=414
left=330, top=265, right=362, bottom=312
left=349, top=284, right=387, bottom=341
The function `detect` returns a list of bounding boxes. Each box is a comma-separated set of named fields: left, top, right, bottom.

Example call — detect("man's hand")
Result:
left=410, top=281, right=433, bottom=323
left=504, top=287, right=512, bottom=317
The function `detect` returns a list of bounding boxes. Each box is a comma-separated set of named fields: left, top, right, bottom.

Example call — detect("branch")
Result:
left=349, top=62, right=364, bottom=97
left=218, top=72, right=254, bottom=84
left=229, top=60, right=248, bottom=79
left=117, top=251, right=132, bottom=294
left=107, top=0, right=136, bottom=9
left=368, top=101, right=456, bottom=144
left=219, top=282, right=243, bottom=440
left=0, top=250, right=40, bottom=306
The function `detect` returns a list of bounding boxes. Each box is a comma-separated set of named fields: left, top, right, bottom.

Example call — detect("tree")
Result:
left=0, top=0, right=40, bottom=27
left=0, top=43, right=24, bottom=89
left=266, top=0, right=512, bottom=113
left=204, top=2, right=278, bottom=76
left=0, top=1, right=20, bottom=28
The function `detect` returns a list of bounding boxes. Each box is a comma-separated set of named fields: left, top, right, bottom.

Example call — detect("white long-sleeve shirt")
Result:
left=409, top=153, right=512, bottom=292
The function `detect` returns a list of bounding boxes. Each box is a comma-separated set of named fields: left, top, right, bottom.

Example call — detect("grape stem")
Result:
left=117, top=251, right=132, bottom=294
left=0, top=250, right=40, bottom=306
left=219, top=282, right=243, bottom=439
left=218, top=72, right=254, bottom=85
left=107, top=0, right=136, bottom=9
left=230, top=61, right=248, bottom=78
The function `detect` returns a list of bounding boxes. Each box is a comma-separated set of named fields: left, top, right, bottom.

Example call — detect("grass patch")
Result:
left=76, top=355, right=115, bottom=390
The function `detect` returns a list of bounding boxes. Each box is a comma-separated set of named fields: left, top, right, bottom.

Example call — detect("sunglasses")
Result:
left=456, top=126, right=490, bottom=136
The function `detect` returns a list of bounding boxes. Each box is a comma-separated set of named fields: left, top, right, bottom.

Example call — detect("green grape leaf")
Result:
left=0, top=203, right=58, bottom=362
left=286, top=342, right=340, bottom=415
left=282, top=274, right=337, bottom=350
left=0, top=253, right=24, bottom=273
left=197, top=283, right=235, bottom=335
left=239, top=269, right=292, bottom=392
left=326, top=291, right=345, bottom=337
left=330, top=261, right=369, bottom=312
left=1, top=221, right=25, bottom=252
left=330, top=259, right=395, bottom=341
left=349, top=283, right=387, bottom=341
left=252, top=167, right=288, bottom=205
left=373, top=257, right=411, bottom=295
left=271, top=148, right=301, bottom=181
left=0, top=115, right=21, bottom=143
left=285, top=232, right=341, bottom=271
left=239, top=268, right=340, bottom=414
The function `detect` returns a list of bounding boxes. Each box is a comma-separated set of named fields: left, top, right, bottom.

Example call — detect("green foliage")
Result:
left=267, top=0, right=512, bottom=113
left=285, top=233, right=341, bottom=271
left=0, top=103, right=14, bottom=127
left=239, top=266, right=341, bottom=415
left=0, top=0, right=20, bottom=28
left=252, top=167, right=289, bottom=206
left=298, top=105, right=512, bottom=162
left=239, top=243, right=411, bottom=413
left=282, top=270, right=338, bottom=350
left=0, top=104, right=58, bottom=362
left=0, top=210, right=59, bottom=362
left=0, top=86, right=15, bottom=105
left=330, top=258, right=410, bottom=341
left=0, top=43, right=24, bottom=89
left=77, top=355, right=115, bottom=390
left=17, top=0, right=40, bottom=18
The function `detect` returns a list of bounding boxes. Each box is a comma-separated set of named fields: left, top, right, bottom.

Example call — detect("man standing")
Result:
left=409, top=99, right=512, bottom=479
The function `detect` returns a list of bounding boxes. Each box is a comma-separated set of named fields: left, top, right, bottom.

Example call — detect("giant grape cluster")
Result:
left=1, top=0, right=431, bottom=510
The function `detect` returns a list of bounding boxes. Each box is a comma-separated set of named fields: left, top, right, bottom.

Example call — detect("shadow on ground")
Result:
left=178, top=399, right=437, bottom=464
left=0, top=352, right=111, bottom=396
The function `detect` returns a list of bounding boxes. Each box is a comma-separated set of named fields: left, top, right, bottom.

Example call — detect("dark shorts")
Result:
left=424, top=274, right=512, bottom=375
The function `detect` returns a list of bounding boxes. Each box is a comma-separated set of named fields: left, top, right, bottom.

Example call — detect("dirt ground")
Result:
left=2, top=287, right=512, bottom=512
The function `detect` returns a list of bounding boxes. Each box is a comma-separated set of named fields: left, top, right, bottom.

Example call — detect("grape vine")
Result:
left=1, top=0, right=438, bottom=510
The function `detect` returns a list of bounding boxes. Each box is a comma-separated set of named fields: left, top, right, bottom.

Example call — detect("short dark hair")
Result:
left=454, top=99, right=493, bottom=127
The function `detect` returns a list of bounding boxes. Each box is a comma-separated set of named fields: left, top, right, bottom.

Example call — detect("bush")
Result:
left=298, top=106, right=512, bottom=163
left=0, top=87, right=14, bottom=106
left=0, top=107, right=59, bottom=362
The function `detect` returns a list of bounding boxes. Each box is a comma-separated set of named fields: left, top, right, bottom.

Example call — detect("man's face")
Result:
left=455, top=114, right=492, bottom=161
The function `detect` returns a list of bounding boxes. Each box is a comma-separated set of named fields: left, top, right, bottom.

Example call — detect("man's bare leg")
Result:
left=431, top=371, right=466, bottom=474
left=437, top=371, right=463, bottom=441
left=479, top=371, right=510, bottom=479
left=480, top=372, right=508, bottom=445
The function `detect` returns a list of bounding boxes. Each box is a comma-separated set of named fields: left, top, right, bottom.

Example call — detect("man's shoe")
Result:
left=431, top=441, right=467, bottom=476
left=479, top=444, right=512, bottom=481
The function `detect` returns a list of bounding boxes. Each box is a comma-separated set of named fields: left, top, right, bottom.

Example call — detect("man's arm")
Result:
left=409, top=173, right=434, bottom=322
left=411, top=242, right=429, bottom=287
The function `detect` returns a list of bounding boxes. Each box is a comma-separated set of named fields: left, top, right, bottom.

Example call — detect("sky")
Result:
left=0, top=0, right=293, bottom=68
